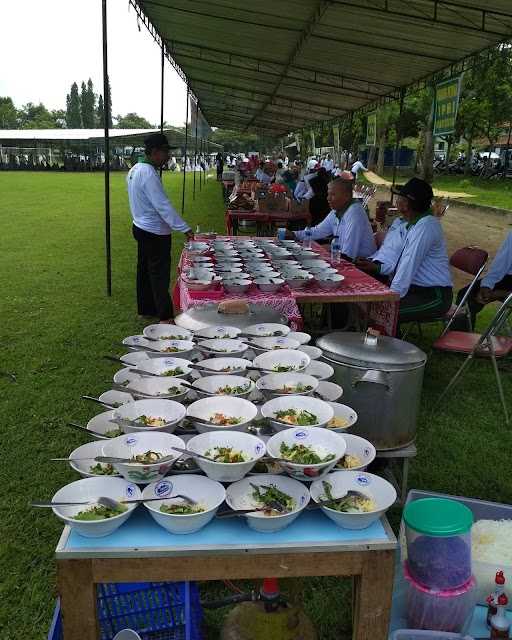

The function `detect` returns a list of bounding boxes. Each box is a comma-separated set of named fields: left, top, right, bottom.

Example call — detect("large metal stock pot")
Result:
left=317, top=332, right=427, bottom=450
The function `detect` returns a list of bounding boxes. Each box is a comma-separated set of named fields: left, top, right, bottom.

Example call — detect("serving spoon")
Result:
left=31, top=493, right=196, bottom=509
left=308, top=490, right=367, bottom=510
left=67, top=421, right=112, bottom=439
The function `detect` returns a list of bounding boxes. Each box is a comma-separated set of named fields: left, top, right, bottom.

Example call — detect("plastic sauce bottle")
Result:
left=488, top=571, right=507, bottom=627
left=303, top=226, right=312, bottom=249
left=330, top=237, right=341, bottom=264
left=490, top=594, right=510, bottom=639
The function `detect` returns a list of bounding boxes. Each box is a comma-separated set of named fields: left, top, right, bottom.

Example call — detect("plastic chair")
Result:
left=433, top=292, right=512, bottom=423
left=401, top=246, right=488, bottom=340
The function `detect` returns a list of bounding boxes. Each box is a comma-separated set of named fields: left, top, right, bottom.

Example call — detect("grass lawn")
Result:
left=372, top=169, right=512, bottom=210
left=1, top=171, right=512, bottom=639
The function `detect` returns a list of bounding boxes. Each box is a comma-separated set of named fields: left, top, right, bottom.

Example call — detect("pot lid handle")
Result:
left=363, top=328, right=380, bottom=347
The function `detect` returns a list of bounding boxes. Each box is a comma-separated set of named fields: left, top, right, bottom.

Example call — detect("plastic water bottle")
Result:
left=303, top=226, right=312, bottom=249
left=330, top=237, right=341, bottom=264
left=195, top=224, right=201, bottom=235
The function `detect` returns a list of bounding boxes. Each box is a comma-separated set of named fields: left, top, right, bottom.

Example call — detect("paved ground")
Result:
left=365, top=170, right=474, bottom=199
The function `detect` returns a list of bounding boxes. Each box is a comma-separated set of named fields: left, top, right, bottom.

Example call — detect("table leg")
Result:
left=57, top=559, right=98, bottom=640
left=401, top=459, right=410, bottom=506
left=352, top=550, right=394, bottom=640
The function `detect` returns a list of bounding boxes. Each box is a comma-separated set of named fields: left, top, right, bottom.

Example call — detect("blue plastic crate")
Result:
left=48, top=582, right=202, bottom=640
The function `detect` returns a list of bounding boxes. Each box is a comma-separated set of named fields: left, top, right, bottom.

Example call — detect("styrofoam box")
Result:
left=401, top=489, right=512, bottom=609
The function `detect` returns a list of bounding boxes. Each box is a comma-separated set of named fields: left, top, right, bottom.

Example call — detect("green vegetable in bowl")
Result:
left=130, top=450, right=162, bottom=464
left=104, top=428, right=124, bottom=438
left=279, top=442, right=334, bottom=465
left=215, top=383, right=251, bottom=395
left=321, top=481, right=375, bottom=513
left=160, top=503, right=205, bottom=515
left=272, top=364, right=296, bottom=372
left=274, top=408, right=318, bottom=426
left=73, top=504, right=127, bottom=521
left=163, top=367, right=184, bottom=376
left=278, top=383, right=313, bottom=394
left=204, top=446, right=248, bottom=463
left=89, top=462, right=116, bottom=476
left=251, top=483, right=295, bottom=515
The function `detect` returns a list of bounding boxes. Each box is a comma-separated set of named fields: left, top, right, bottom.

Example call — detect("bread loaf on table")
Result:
left=218, top=300, right=250, bottom=315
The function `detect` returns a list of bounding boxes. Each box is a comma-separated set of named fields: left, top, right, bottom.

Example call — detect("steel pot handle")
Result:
left=353, top=369, right=390, bottom=390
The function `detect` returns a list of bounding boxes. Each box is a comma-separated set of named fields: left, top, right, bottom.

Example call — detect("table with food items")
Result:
left=173, top=237, right=399, bottom=336
left=225, top=209, right=312, bottom=236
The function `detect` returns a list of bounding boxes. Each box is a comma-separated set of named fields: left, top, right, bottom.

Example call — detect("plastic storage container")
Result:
left=47, top=581, right=203, bottom=640
left=404, top=563, right=477, bottom=633
left=391, top=630, right=474, bottom=640
left=403, top=498, right=473, bottom=590
left=403, top=489, right=512, bottom=608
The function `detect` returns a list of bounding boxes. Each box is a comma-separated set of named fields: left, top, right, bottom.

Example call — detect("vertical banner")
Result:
left=333, top=124, right=340, bottom=165
left=434, top=76, right=462, bottom=136
left=310, top=130, right=316, bottom=154
left=366, top=113, right=377, bottom=146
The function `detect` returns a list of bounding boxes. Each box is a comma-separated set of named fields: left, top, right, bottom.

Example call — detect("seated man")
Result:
left=287, top=177, right=376, bottom=260
left=388, top=178, right=453, bottom=323
left=355, top=216, right=407, bottom=279
left=455, top=230, right=512, bottom=329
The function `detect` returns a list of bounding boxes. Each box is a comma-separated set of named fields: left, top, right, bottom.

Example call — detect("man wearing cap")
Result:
left=389, top=178, right=452, bottom=323
left=287, top=176, right=376, bottom=260
left=127, top=133, right=193, bottom=323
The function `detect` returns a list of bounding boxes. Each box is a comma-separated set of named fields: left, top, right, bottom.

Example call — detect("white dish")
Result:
left=143, top=475, right=225, bottom=534
left=121, top=376, right=189, bottom=402
left=316, top=381, right=343, bottom=402
left=301, top=260, right=330, bottom=269
left=304, top=361, right=334, bottom=380
left=261, top=394, right=333, bottom=431
left=187, top=431, right=266, bottom=482
left=193, top=325, right=241, bottom=339
left=186, top=396, right=258, bottom=433
left=253, top=349, right=310, bottom=374
left=112, top=398, right=187, bottom=434
left=266, top=427, right=346, bottom=481
left=51, top=477, right=140, bottom=538
left=119, top=352, right=151, bottom=367
left=287, top=332, right=311, bottom=345
left=192, top=374, right=255, bottom=398
left=103, top=432, right=186, bottom=484
left=298, top=345, right=322, bottom=360
left=285, top=275, right=314, bottom=290
left=309, top=471, right=396, bottom=530
left=225, top=474, right=309, bottom=532
left=68, top=441, right=117, bottom=478
left=316, top=274, right=345, bottom=290
left=197, top=338, right=249, bottom=357
left=223, top=280, right=252, bottom=294
left=137, top=340, right=196, bottom=359
left=256, top=372, right=319, bottom=399
left=87, top=410, right=126, bottom=440
left=113, top=367, right=142, bottom=387
left=254, top=279, right=284, bottom=293
left=325, top=402, right=358, bottom=432
left=143, top=324, right=192, bottom=341
left=334, top=434, right=376, bottom=472
left=244, top=323, right=290, bottom=337
left=196, top=357, right=253, bottom=376
left=130, top=357, right=193, bottom=379
left=99, top=390, right=134, bottom=408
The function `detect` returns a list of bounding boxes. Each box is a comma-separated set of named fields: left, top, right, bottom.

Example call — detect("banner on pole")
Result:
left=434, top=76, right=462, bottom=136
left=294, top=132, right=301, bottom=152
left=333, top=124, right=340, bottom=164
left=310, top=130, right=316, bottom=154
left=366, top=113, right=376, bottom=146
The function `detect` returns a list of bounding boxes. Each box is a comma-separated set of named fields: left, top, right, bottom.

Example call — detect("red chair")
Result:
left=433, top=293, right=512, bottom=423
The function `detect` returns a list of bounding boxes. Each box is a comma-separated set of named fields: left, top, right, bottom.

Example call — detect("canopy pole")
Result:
left=181, top=84, right=190, bottom=215
left=102, top=0, right=112, bottom=297
left=199, top=138, right=203, bottom=190
left=159, top=40, right=165, bottom=178
left=391, top=89, right=406, bottom=192
left=193, top=101, right=199, bottom=200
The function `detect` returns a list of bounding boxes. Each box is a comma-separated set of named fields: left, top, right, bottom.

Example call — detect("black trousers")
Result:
left=399, top=285, right=453, bottom=323
left=453, top=274, right=512, bottom=330
left=132, top=225, right=173, bottom=321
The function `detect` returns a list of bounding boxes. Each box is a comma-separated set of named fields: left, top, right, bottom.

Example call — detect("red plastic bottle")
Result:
left=488, top=571, right=507, bottom=627
left=490, top=593, right=510, bottom=639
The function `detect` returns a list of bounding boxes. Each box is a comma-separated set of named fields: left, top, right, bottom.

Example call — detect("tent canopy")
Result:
left=133, top=0, right=512, bottom=135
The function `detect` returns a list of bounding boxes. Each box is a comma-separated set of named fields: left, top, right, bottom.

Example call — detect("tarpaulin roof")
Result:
left=132, top=0, right=512, bottom=135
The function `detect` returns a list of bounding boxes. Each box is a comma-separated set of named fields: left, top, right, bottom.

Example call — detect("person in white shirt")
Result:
left=388, top=178, right=452, bottom=323
left=322, top=154, right=334, bottom=173
left=454, top=230, right=512, bottom=329
left=255, top=162, right=272, bottom=184
left=356, top=216, right=407, bottom=278
left=286, top=177, right=376, bottom=260
left=350, top=158, right=367, bottom=178
left=127, top=133, right=193, bottom=323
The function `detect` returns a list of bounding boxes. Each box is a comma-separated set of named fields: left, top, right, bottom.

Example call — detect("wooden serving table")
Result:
left=226, top=209, right=312, bottom=236
left=56, top=508, right=397, bottom=640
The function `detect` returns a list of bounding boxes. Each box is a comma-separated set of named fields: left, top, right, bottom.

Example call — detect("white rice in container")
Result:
left=472, top=519, right=512, bottom=608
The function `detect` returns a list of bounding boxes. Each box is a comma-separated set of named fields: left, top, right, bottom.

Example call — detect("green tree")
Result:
left=80, top=78, right=96, bottom=128
left=17, top=102, right=63, bottom=129
left=116, top=112, right=153, bottom=129
left=0, top=97, right=18, bottom=128
left=66, top=82, right=81, bottom=128
left=97, top=94, right=105, bottom=128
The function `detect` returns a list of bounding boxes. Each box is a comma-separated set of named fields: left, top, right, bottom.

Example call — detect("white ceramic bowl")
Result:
left=256, top=372, right=319, bottom=399
left=187, top=431, right=266, bottom=482
left=334, top=434, right=376, bottom=471
left=325, top=402, right=358, bottom=433
left=223, top=280, right=252, bottom=294
left=68, top=441, right=119, bottom=478
left=51, top=477, right=141, bottom=538
left=143, top=324, right=193, bottom=341
left=253, top=349, right=310, bottom=374
left=309, top=471, right=397, bottom=530
left=112, top=399, right=186, bottom=434
left=244, top=323, right=290, bottom=337
left=141, top=340, right=196, bottom=359
left=143, top=475, right=225, bottom=534
left=298, top=345, right=322, bottom=360
left=254, top=278, right=284, bottom=293
left=99, top=390, right=134, bottom=407
left=87, top=410, right=126, bottom=440
left=216, top=265, right=243, bottom=274
left=187, top=241, right=211, bottom=255
left=316, top=381, right=344, bottom=402
left=285, top=274, right=314, bottom=290
left=196, top=357, right=253, bottom=376
left=119, top=352, right=151, bottom=367
left=248, top=337, right=300, bottom=352
left=287, top=332, right=311, bottom=345
left=193, top=325, right=241, bottom=339
left=304, top=361, right=334, bottom=380
left=301, top=260, right=330, bottom=269
left=261, top=395, right=334, bottom=431
left=197, top=338, right=249, bottom=357
left=186, top=279, right=217, bottom=292
left=266, top=427, right=346, bottom=481
left=103, top=432, right=186, bottom=484
left=221, top=273, right=251, bottom=282
left=316, top=274, right=345, bottom=290
left=113, top=367, right=142, bottom=387
left=192, top=375, right=255, bottom=398
left=225, top=474, right=309, bottom=532
left=122, top=376, right=189, bottom=402
left=308, top=266, right=338, bottom=276
left=130, top=357, right=193, bottom=379
left=186, top=396, right=258, bottom=433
